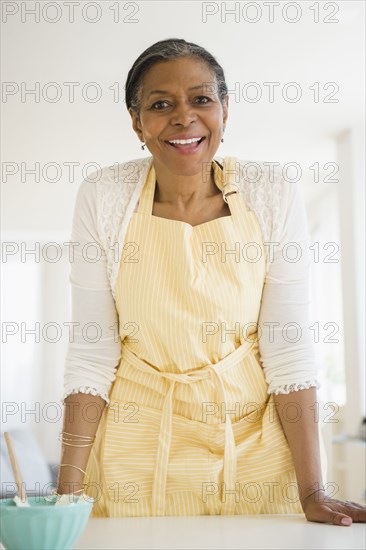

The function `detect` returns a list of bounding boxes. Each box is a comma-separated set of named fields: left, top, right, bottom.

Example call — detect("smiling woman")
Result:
left=125, top=48, right=230, bottom=227
left=57, top=38, right=366, bottom=525
left=128, top=53, right=229, bottom=218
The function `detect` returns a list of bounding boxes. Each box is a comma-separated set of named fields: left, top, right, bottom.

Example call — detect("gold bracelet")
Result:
left=60, top=432, right=95, bottom=440
left=61, top=441, right=94, bottom=448
left=59, top=435, right=95, bottom=442
left=58, top=463, right=87, bottom=476
left=58, top=434, right=95, bottom=441
left=58, top=433, right=95, bottom=447
left=60, top=435, right=95, bottom=441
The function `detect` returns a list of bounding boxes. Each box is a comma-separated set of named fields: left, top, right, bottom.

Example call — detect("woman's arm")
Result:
left=58, top=172, right=121, bottom=493
left=274, top=387, right=366, bottom=525
left=62, top=175, right=121, bottom=405
left=273, top=387, right=324, bottom=501
left=57, top=393, right=106, bottom=495
left=257, top=168, right=320, bottom=395
left=257, top=167, right=365, bottom=525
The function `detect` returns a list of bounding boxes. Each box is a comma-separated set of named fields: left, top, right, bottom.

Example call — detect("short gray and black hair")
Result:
left=125, top=38, right=228, bottom=116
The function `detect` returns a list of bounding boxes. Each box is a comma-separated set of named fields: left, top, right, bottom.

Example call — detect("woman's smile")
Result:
left=164, top=136, right=207, bottom=155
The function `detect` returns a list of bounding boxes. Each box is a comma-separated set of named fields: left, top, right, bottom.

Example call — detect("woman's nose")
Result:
left=170, top=102, right=197, bottom=126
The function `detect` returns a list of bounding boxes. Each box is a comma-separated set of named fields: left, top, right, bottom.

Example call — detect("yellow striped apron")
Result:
left=84, top=157, right=319, bottom=517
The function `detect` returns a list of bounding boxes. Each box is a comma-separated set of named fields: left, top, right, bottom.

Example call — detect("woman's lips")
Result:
left=165, top=137, right=206, bottom=155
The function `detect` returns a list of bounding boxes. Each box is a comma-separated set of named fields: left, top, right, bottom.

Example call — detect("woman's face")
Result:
left=129, top=57, right=228, bottom=175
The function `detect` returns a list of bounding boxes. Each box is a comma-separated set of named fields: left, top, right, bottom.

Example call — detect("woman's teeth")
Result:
left=168, top=137, right=204, bottom=147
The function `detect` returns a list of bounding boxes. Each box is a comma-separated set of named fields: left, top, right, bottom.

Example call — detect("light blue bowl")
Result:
left=0, top=495, right=93, bottom=550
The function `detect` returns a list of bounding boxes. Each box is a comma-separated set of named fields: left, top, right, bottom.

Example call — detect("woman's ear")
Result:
left=129, top=108, right=144, bottom=142
left=223, top=95, right=229, bottom=127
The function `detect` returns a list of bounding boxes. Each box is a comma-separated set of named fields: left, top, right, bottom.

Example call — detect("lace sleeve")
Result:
left=61, top=175, right=122, bottom=407
left=257, top=167, right=321, bottom=395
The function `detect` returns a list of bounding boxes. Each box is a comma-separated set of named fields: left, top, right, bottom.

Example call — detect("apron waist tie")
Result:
left=120, top=338, right=258, bottom=516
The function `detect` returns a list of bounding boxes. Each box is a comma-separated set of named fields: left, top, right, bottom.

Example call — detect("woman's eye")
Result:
left=152, top=100, right=169, bottom=110
left=196, top=96, right=211, bottom=103
left=151, top=96, right=211, bottom=110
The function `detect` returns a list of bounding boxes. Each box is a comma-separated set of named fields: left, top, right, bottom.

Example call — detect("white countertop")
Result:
left=73, top=514, right=366, bottom=550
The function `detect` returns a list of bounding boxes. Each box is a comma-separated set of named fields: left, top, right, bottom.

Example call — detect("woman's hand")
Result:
left=301, top=489, right=366, bottom=526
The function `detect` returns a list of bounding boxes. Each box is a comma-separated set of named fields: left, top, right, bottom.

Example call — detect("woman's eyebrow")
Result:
left=147, top=84, right=210, bottom=98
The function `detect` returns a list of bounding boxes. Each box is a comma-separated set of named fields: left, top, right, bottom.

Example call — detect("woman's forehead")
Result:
left=141, top=59, right=215, bottom=94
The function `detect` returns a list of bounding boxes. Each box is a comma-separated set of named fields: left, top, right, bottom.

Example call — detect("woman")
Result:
left=56, top=38, right=366, bottom=524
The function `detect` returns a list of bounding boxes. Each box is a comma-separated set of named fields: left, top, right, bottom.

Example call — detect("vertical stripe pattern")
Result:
left=84, top=157, right=306, bottom=517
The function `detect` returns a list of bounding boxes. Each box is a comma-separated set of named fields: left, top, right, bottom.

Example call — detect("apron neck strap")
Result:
left=136, top=157, right=240, bottom=215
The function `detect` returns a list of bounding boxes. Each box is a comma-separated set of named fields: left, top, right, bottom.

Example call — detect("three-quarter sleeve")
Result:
left=257, top=171, right=321, bottom=394
left=61, top=177, right=122, bottom=406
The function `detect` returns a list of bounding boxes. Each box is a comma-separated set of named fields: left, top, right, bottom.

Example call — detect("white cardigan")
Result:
left=61, top=155, right=321, bottom=406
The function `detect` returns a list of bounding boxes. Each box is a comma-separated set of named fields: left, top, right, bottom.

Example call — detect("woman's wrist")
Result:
left=56, top=479, right=85, bottom=495
left=300, top=486, right=327, bottom=509
left=56, top=462, right=87, bottom=494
